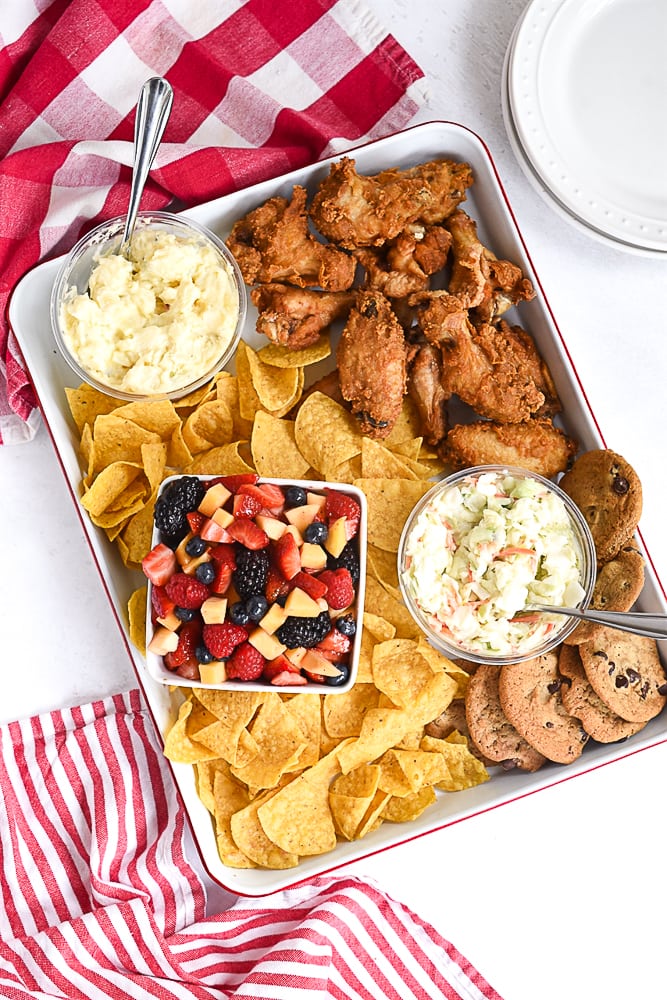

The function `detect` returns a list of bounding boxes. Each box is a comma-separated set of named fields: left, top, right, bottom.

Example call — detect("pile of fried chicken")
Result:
left=226, top=155, right=576, bottom=479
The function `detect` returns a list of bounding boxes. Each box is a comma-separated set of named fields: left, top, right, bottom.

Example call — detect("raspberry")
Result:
left=227, top=642, right=265, bottom=681
left=277, top=610, right=332, bottom=649
left=319, top=568, right=355, bottom=610
left=164, top=572, right=209, bottom=609
left=324, top=489, right=361, bottom=539
left=202, top=622, right=248, bottom=659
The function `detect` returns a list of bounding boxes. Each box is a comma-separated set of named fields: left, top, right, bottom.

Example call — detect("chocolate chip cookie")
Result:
left=558, top=644, right=646, bottom=743
left=464, top=664, right=546, bottom=772
left=498, top=651, right=589, bottom=764
left=558, top=449, right=642, bottom=564
left=578, top=627, right=667, bottom=723
left=563, top=542, right=645, bottom=646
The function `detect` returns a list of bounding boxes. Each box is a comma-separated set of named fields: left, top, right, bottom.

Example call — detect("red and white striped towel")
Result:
left=0, top=0, right=428, bottom=445
left=0, top=689, right=502, bottom=999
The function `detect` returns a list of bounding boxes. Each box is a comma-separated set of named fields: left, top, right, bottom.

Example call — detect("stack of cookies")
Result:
left=428, top=450, right=667, bottom=771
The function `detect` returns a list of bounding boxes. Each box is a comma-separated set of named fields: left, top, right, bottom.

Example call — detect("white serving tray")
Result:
left=9, top=121, right=667, bottom=897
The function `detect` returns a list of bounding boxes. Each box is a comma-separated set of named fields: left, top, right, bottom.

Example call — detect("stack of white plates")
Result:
left=502, top=0, right=667, bottom=258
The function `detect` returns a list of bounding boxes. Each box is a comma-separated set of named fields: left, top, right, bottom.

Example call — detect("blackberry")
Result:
left=154, top=476, right=206, bottom=541
left=168, top=476, right=206, bottom=511
left=154, top=494, right=189, bottom=541
left=277, top=610, right=332, bottom=649
left=327, top=540, right=360, bottom=584
left=232, top=547, right=270, bottom=601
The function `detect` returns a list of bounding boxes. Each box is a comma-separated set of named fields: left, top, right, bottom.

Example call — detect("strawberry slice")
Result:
left=265, top=565, right=290, bottom=603
left=324, top=489, right=361, bottom=540
left=232, top=492, right=262, bottom=519
left=317, top=628, right=352, bottom=654
left=270, top=670, right=308, bottom=686
left=208, top=543, right=237, bottom=568
left=207, top=473, right=259, bottom=494
left=142, top=543, right=177, bottom=586
left=210, top=562, right=233, bottom=595
left=164, top=619, right=201, bottom=670
left=186, top=510, right=206, bottom=534
left=227, top=518, right=270, bottom=550
left=238, top=482, right=286, bottom=515
left=262, top=653, right=301, bottom=682
left=274, top=532, right=301, bottom=580
left=151, top=584, right=176, bottom=620
left=200, top=518, right=234, bottom=543
left=290, top=570, right=328, bottom=600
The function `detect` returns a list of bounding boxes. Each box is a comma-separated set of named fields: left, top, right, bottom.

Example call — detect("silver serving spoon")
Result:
left=528, top=605, right=667, bottom=641
left=119, top=76, right=174, bottom=256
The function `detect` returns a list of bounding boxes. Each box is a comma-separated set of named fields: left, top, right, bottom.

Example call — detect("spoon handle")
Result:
left=120, top=77, right=174, bottom=251
left=530, top=605, right=667, bottom=641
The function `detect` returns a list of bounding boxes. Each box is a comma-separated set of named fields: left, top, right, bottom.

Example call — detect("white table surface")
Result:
left=2, top=3, right=666, bottom=998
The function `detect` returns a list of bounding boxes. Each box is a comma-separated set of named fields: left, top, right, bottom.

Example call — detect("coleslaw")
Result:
left=400, top=469, right=588, bottom=657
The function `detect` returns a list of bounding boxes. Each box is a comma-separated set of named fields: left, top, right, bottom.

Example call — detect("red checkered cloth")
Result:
left=0, top=0, right=428, bottom=444
left=0, top=689, right=503, bottom=999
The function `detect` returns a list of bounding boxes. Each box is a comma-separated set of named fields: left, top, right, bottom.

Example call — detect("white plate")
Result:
left=508, top=0, right=667, bottom=254
left=8, top=121, right=667, bottom=896
left=501, top=19, right=666, bottom=257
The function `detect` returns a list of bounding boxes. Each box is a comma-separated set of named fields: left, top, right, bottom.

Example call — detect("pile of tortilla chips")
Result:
left=65, top=333, right=489, bottom=870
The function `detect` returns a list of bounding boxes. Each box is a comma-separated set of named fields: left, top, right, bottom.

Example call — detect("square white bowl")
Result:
left=144, top=476, right=366, bottom=695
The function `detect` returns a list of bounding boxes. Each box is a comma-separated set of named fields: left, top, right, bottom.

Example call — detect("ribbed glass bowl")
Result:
left=397, top=464, right=596, bottom=665
left=50, top=210, right=247, bottom=402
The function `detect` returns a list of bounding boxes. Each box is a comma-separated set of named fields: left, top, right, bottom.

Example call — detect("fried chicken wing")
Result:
left=399, top=159, right=474, bottom=224
left=355, top=223, right=450, bottom=299
left=226, top=185, right=355, bottom=290
left=310, top=157, right=472, bottom=249
left=251, top=283, right=355, bottom=349
left=337, top=291, right=408, bottom=438
left=411, top=293, right=556, bottom=423
left=407, top=342, right=449, bottom=446
left=446, top=209, right=535, bottom=321
left=444, top=418, right=576, bottom=479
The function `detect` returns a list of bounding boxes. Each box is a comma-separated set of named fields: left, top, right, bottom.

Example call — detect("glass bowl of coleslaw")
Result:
left=398, top=465, right=596, bottom=664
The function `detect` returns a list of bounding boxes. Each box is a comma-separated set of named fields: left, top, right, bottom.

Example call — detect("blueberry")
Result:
left=285, top=486, right=307, bottom=507
left=185, top=535, right=207, bottom=557
left=325, top=663, right=350, bottom=687
left=246, top=594, right=269, bottom=622
left=304, top=521, right=328, bottom=544
left=195, top=562, right=216, bottom=585
left=174, top=606, right=196, bottom=622
left=335, top=614, right=356, bottom=638
left=229, top=601, right=250, bottom=625
left=195, top=645, right=214, bottom=664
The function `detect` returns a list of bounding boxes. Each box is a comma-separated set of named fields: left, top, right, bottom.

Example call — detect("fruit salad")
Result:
left=142, top=474, right=365, bottom=690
